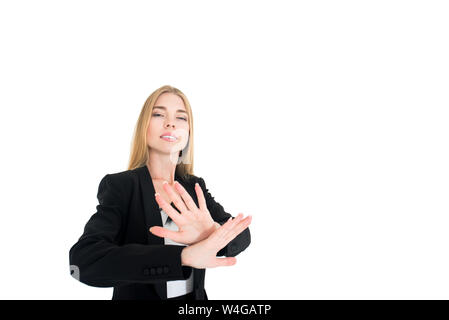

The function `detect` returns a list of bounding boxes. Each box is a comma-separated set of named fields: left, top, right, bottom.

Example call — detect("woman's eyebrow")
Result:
left=153, top=106, right=187, bottom=114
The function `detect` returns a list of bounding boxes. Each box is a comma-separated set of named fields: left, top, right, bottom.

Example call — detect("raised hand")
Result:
left=181, top=213, right=252, bottom=268
left=149, top=180, right=220, bottom=245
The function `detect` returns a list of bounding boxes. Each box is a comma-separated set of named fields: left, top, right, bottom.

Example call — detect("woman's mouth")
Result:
left=160, top=135, right=178, bottom=142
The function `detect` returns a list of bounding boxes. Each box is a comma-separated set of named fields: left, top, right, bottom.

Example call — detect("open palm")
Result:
left=149, top=180, right=219, bottom=245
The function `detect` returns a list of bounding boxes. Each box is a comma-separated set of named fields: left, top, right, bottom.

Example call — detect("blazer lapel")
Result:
left=136, top=164, right=195, bottom=299
left=136, top=165, right=166, bottom=299
left=137, top=165, right=164, bottom=244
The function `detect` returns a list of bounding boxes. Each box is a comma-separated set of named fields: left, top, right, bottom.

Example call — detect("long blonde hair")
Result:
left=127, top=85, right=194, bottom=178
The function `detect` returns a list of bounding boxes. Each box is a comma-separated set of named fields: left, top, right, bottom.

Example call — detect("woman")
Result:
left=69, top=85, right=252, bottom=300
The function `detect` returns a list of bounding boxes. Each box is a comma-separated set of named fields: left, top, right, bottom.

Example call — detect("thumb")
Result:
left=149, top=226, right=181, bottom=242
left=211, top=257, right=237, bottom=268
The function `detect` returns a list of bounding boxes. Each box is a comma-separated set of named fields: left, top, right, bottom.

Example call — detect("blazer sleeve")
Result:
left=69, top=174, right=192, bottom=288
left=197, top=177, right=251, bottom=257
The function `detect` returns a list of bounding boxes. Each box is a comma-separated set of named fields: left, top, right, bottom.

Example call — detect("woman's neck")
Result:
left=146, top=152, right=178, bottom=184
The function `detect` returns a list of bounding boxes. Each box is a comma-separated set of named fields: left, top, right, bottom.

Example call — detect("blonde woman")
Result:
left=69, top=85, right=252, bottom=300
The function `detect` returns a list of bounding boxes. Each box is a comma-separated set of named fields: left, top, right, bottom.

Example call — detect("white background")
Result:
left=0, top=0, right=448, bottom=299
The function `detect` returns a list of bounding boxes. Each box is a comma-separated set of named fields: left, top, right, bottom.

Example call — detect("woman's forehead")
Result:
left=155, top=93, right=186, bottom=110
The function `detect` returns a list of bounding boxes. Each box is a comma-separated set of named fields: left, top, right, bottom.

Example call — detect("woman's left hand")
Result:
left=149, top=180, right=220, bottom=245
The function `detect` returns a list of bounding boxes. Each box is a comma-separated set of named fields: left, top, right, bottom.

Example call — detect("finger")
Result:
left=208, top=214, right=244, bottom=248
left=204, top=217, right=233, bottom=244
left=194, top=182, right=207, bottom=212
left=213, top=214, right=242, bottom=238
left=225, top=213, right=244, bottom=232
left=223, top=215, right=252, bottom=244
left=214, top=214, right=249, bottom=249
left=224, top=214, right=244, bottom=234
left=210, top=257, right=237, bottom=268
left=155, top=193, right=185, bottom=225
left=163, top=181, right=189, bottom=214
left=174, top=181, right=199, bottom=212
left=218, top=214, right=246, bottom=244
left=149, top=226, right=183, bottom=243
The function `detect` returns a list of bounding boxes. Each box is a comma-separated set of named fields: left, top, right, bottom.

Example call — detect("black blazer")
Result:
left=69, top=165, right=251, bottom=300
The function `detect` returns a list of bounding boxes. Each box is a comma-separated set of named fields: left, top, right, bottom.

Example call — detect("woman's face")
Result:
left=147, top=93, right=190, bottom=160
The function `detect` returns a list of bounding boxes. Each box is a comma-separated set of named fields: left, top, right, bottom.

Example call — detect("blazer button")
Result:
left=150, top=268, right=156, bottom=275
left=143, top=268, right=150, bottom=276
left=156, top=267, right=163, bottom=275
left=163, top=266, right=170, bottom=274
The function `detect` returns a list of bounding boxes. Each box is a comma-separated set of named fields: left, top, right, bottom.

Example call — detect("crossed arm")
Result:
left=69, top=174, right=251, bottom=287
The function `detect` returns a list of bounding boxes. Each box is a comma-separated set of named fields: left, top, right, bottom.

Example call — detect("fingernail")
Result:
left=195, top=182, right=199, bottom=187
left=162, top=181, right=168, bottom=185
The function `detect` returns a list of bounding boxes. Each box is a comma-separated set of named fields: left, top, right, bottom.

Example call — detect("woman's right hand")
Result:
left=181, top=213, right=252, bottom=268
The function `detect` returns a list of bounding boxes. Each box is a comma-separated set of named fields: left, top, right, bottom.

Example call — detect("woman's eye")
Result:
left=152, top=113, right=187, bottom=121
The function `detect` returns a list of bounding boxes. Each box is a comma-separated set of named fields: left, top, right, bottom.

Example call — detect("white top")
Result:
left=160, top=208, right=194, bottom=298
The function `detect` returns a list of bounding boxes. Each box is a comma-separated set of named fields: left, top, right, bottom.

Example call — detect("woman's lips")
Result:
left=160, top=136, right=178, bottom=142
